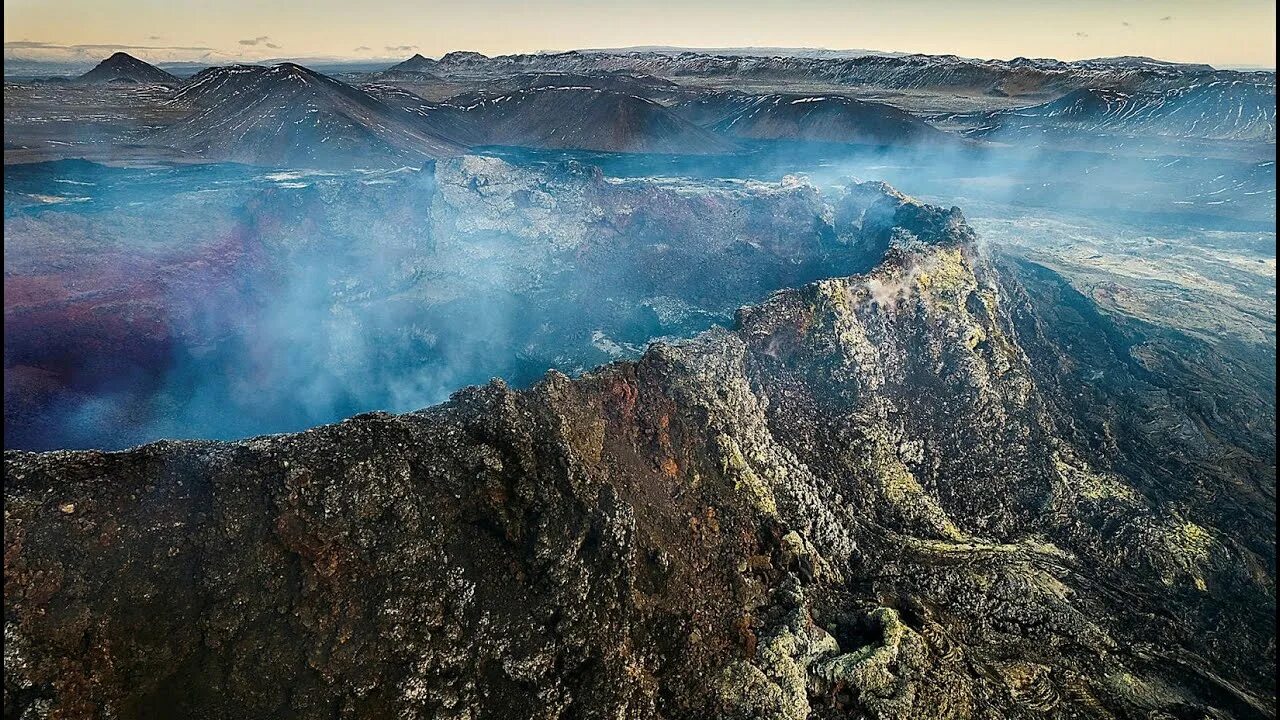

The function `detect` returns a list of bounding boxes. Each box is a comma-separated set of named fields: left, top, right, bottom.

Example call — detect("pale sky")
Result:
left=4, top=0, right=1276, bottom=67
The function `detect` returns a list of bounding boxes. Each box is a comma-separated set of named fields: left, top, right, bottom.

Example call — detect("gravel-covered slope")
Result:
left=4, top=189, right=1275, bottom=719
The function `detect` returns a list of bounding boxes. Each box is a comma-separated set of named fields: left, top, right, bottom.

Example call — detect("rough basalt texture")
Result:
left=4, top=192, right=1275, bottom=720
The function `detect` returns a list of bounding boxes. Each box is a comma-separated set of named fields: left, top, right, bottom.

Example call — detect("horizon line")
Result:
left=5, top=43, right=1278, bottom=73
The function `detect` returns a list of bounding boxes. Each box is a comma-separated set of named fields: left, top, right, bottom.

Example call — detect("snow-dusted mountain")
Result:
left=414, top=48, right=1271, bottom=98
left=447, top=85, right=736, bottom=154
left=968, top=80, right=1277, bottom=142
left=157, top=63, right=465, bottom=167
left=687, top=93, right=948, bottom=146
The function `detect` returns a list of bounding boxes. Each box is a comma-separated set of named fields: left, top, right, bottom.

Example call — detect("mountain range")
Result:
left=6, top=50, right=1275, bottom=168
left=156, top=62, right=464, bottom=167
left=418, top=48, right=1266, bottom=97
left=31, top=52, right=960, bottom=164
left=449, top=86, right=735, bottom=154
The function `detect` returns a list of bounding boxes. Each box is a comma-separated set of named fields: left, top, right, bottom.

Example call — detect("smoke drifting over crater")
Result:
left=3, top=55, right=1273, bottom=448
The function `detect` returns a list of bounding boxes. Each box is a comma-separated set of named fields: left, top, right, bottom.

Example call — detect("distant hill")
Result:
left=974, top=81, right=1277, bottom=142
left=361, top=83, right=482, bottom=145
left=386, top=54, right=440, bottom=74
left=159, top=62, right=732, bottom=161
left=1085, top=56, right=1217, bottom=72
left=451, top=86, right=736, bottom=154
left=77, top=52, right=179, bottom=85
left=702, top=94, right=948, bottom=146
left=156, top=63, right=465, bottom=167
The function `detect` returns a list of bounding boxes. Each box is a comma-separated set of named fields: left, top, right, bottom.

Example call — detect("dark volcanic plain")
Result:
left=3, top=47, right=1277, bottom=720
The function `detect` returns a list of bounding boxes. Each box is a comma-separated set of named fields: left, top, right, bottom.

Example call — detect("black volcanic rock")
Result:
left=706, top=94, right=949, bottom=146
left=155, top=63, right=466, bottom=167
left=4, top=186, right=1274, bottom=719
left=76, top=52, right=178, bottom=86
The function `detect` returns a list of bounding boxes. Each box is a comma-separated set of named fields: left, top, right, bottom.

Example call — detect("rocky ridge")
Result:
left=422, top=48, right=1275, bottom=98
